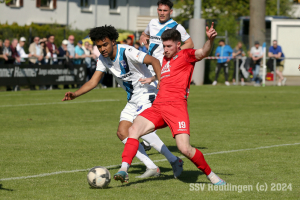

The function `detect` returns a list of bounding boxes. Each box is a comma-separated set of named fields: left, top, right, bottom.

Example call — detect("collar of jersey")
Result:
left=159, top=18, right=173, bottom=25
left=111, top=44, right=119, bottom=62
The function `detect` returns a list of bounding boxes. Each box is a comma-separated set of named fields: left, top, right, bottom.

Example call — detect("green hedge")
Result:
left=0, top=23, right=133, bottom=53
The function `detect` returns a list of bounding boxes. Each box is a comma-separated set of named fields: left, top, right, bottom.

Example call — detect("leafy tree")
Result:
left=174, top=0, right=294, bottom=21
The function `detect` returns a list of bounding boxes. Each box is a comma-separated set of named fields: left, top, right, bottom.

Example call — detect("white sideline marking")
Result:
left=0, top=99, right=120, bottom=108
left=1, top=142, right=299, bottom=181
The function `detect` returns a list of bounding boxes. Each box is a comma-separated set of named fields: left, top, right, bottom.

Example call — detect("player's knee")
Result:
left=178, top=146, right=193, bottom=157
left=116, top=129, right=128, bottom=140
left=128, top=125, right=138, bottom=138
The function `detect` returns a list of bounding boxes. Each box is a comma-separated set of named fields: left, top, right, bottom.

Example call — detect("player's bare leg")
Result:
left=175, top=133, right=226, bottom=185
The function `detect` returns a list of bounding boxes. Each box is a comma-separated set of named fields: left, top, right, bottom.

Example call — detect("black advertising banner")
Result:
left=0, top=64, right=86, bottom=86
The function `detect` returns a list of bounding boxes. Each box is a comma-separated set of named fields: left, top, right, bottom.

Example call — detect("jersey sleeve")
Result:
left=176, top=24, right=191, bottom=42
left=125, top=47, right=147, bottom=64
left=184, top=49, right=198, bottom=64
left=96, top=57, right=107, bottom=72
left=144, top=20, right=152, bottom=35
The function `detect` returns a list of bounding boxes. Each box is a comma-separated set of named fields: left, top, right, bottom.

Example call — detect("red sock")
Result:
left=121, top=138, right=139, bottom=165
left=189, top=149, right=212, bottom=175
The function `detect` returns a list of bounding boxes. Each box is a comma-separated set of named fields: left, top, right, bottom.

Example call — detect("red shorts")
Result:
left=139, top=101, right=190, bottom=138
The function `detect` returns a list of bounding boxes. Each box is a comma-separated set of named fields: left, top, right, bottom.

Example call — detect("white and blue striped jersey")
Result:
left=144, top=18, right=191, bottom=64
left=96, top=44, right=158, bottom=103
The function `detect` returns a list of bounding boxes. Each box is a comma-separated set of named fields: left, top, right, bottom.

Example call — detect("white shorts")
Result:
left=120, top=95, right=155, bottom=123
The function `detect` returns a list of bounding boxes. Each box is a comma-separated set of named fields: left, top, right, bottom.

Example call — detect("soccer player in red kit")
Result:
left=114, top=22, right=226, bottom=185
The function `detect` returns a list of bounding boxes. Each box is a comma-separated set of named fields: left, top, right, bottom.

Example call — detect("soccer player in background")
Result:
left=62, top=25, right=183, bottom=179
left=114, top=23, right=226, bottom=186
left=139, top=0, right=194, bottom=150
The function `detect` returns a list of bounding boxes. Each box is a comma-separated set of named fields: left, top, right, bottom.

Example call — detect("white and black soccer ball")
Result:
left=78, top=67, right=85, bottom=81
left=87, top=166, right=111, bottom=189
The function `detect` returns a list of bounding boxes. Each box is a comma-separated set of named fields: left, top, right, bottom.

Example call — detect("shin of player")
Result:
left=116, top=23, right=225, bottom=185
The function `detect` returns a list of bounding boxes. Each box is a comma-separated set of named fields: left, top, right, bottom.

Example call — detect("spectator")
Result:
left=267, top=40, right=286, bottom=86
left=82, top=42, right=94, bottom=81
left=249, top=41, right=263, bottom=86
left=134, top=41, right=140, bottom=50
left=29, top=37, right=44, bottom=65
left=126, top=36, right=133, bottom=46
left=2, top=39, right=13, bottom=64
left=17, top=37, right=32, bottom=63
left=74, top=40, right=85, bottom=65
left=46, top=34, right=59, bottom=64
left=58, top=39, right=71, bottom=89
left=58, top=39, right=70, bottom=63
left=232, top=42, right=246, bottom=86
left=11, top=39, right=21, bottom=64
left=122, top=39, right=127, bottom=44
left=67, top=35, right=75, bottom=60
left=213, top=39, right=233, bottom=86
left=0, top=39, right=8, bottom=63
left=39, top=38, right=49, bottom=64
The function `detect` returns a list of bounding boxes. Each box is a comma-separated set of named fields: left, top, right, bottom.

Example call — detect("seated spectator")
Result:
left=46, top=34, right=59, bottom=65
left=232, top=42, right=246, bottom=86
left=11, top=39, right=21, bottom=64
left=212, top=39, right=233, bottom=86
left=29, top=37, right=44, bottom=65
left=267, top=40, right=286, bottom=86
left=249, top=41, right=263, bottom=86
left=74, top=40, right=85, bottom=65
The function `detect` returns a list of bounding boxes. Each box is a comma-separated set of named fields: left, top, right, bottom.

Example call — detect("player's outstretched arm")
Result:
left=62, top=71, right=104, bottom=101
left=142, top=55, right=161, bottom=89
left=195, top=22, right=218, bottom=61
left=298, top=64, right=300, bottom=71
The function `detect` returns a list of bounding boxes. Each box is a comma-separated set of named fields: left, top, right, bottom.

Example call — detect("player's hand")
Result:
left=206, top=22, right=217, bottom=40
left=156, top=80, right=160, bottom=90
left=139, top=77, right=153, bottom=84
left=140, top=33, right=148, bottom=45
left=62, top=92, right=77, bottom=101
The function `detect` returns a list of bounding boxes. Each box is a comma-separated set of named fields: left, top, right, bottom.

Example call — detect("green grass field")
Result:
left=0, top=86, right=299, bottom=199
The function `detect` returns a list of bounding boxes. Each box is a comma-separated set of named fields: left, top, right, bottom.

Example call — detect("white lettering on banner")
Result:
left=0, top=68, right=14, bottom=77
left=14, top=67, right=38, bottom=77
left=56, top=76, right=75, bottom=82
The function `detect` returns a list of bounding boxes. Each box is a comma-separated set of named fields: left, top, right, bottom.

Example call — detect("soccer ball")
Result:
left=87, top=166, right=111, bottom=189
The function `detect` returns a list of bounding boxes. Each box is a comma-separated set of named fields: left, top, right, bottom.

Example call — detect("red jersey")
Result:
left=155, top=49, right=198, bottom=102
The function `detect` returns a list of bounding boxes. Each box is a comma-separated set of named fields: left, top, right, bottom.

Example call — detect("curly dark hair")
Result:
left=157, top=0, right=173, bottom=9
left=89, top=25, right=119, bottom=42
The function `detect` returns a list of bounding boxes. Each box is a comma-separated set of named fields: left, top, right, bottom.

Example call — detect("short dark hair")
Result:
left=135, top=41, right=141, bottom=46
left=89, top=25, right=119, bottom=42
left=47, top=34, right=54, bottom=39
left=161, top=29, right=181, bottom=42
left=127, top=36, right=132, bottom=40
left=219, top=39, right=225, bottom=43
left=157, top=0, right=173, bottom=9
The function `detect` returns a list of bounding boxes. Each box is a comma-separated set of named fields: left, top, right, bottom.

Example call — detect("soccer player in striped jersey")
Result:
left=62, top=25, right=183, bottom=179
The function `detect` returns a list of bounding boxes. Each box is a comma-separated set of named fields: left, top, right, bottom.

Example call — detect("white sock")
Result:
left=142, top=140, right=151, bottom=147
left=207, top=171, right=222, bottom=184
left=120, top=162, right=130, bottom=172
left=141, top=132, right=177, bottom=163
left=121, top=138, right=157, bottom=169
